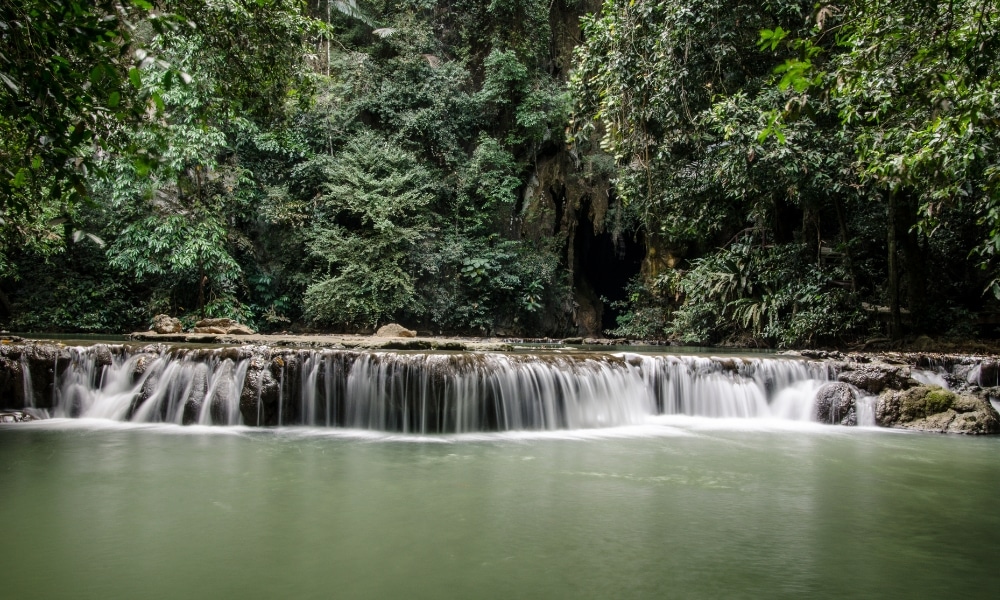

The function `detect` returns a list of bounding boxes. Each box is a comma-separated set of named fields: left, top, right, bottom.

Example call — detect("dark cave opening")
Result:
left=573, top=206, right=646, bottom=334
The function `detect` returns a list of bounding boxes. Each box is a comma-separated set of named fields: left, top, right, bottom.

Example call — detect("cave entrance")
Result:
left=573, top=203, right=645, bottom=334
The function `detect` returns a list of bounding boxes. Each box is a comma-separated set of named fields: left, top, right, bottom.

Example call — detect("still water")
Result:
left=2, top=419, right=998, bottom=599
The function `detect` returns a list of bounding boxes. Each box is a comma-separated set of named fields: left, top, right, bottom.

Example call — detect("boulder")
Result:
left=814, top=382, right=857, bottom=425
left=239, top=359, right=280, bottom=426
left=375, top=323, right=416, bottom=338
left=152, top=314, right=184, bottom=334
left=195, top=318, right=234, bottom=329
left=193, top=326, right=227, bottom=335
left=875, top=385, right=1000, bottom=434
left=838, top=364, right=914, bottom=394
left=192, top=318, right=255, bottom=335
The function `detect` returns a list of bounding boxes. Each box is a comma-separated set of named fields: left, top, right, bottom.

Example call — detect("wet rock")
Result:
left=561, top=337, right=584, bottom=345
left=876, top=385, right=1000, bottom=434
left=814, top=382, right=857, bottom=425
left=239, top=365, right=280, bottom=426
left=131, top=353, right=159, bottom=379
left=152, top=314, right=183, bottom=334
left=0, top=355, right=24, bottom=408
left=0, top=410, right=35, bottom=423
left=92, top=344, right=114, bottom=368
left=226, top=323, right=255, bottom=335
left=971, top=360, right=1000, bottom=387
left=838, top=364, right=914, bottom=395
left=375, top=323, right=416, bottom=338
left=381, top=339, right=432, bottom=350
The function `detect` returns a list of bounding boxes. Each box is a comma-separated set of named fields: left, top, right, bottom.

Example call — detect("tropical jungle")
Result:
left=2, top=0, right=999, bottom=348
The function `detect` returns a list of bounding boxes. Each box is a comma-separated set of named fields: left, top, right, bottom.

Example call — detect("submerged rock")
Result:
left=876, top=385, right=1000, bottom=434
left=814, top=382, right=857, bottom=425
left=375, top=323, right=416, bottom=338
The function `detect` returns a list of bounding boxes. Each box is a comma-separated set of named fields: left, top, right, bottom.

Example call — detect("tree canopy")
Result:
left=2, top=0, right=999, bottom=346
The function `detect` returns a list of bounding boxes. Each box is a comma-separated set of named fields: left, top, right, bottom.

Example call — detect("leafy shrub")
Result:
left=668, top=239, right=867, bottom=347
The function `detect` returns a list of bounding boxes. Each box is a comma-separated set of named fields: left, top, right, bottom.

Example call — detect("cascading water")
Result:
left=1, top=344, right=855, bottom=432
left=52, top=348, right=249, bottom=426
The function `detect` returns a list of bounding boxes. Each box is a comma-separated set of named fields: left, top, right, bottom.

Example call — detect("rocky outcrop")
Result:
left=814, top=382, right=857, bottom=425
left=375, top=323, right=416, bottom=338
left=837, top=364, right=915, bottom=395
left=193, top=318, right=255, bottom=335
left=0, top=341, right=73, bottom=409
left=876, top=385, right=1000, bottom=434
left=152, top=314, right=183, bottom=334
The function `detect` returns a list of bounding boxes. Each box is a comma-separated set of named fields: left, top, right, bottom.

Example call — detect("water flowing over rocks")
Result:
left=1, top=340, right=999, bottom=434
left=814, top=383, right=858, bottom=425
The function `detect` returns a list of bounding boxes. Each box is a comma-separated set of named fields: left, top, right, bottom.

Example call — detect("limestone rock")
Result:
left=191, top=318, right=255, bottom=335
left=152, top=314, right=183, bottom=334
left=375, top=323, right=416, bottom=338
left=226, top=323, right=255, bottom=335
left=814, top=382, right=857, bottom=425
left=193, top=326, right=227, bottom=335
left=838, top=364, right=914, bottom=394
left=876, top=385, right=1000, bottom=434
left=195, top=318, right=234, bottom=329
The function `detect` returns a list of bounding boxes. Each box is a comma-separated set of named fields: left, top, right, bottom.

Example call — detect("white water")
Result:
left=53, top=348, right=248, bottom=426
left=22, top=346, right=852, bottom=432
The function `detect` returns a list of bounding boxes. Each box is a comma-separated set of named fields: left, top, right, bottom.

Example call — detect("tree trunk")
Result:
left=833, top=196, right=857, bottom=292
left=199, top=268, right=206, bottom=320
left=888, top=190, right=902, bottom=339
left=901, top=193, right=926, bottom=332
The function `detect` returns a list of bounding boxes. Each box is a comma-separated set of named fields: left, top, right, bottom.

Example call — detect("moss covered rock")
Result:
left=876, top=385, right=1000, bottom=434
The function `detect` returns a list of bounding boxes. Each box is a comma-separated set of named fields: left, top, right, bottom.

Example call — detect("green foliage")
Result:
left=7, top=241, right=145, bottom=333
left=303, top=134, right=436, bottom=328
left=669, top=240, right=866, bottom=346
left=18, top=0, right=998, bottom=345
left=605, top=274, right=679, bottom=339
left=0, top=0, right=153, bottom=208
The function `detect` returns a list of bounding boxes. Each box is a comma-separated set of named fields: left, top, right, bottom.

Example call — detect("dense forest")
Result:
left=1, top=0, right=998, bottom=346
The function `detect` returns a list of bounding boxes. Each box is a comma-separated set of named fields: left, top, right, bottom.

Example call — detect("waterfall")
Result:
left=16, top=345, right=851, bottom=432
left=52, top=348, right=250, bottom=425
